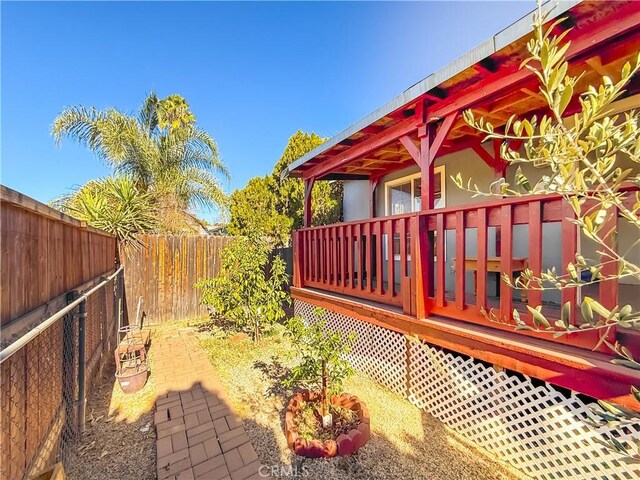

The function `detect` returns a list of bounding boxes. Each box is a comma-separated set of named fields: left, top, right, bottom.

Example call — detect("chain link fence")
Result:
left=1, top=269, right=124, bottom=480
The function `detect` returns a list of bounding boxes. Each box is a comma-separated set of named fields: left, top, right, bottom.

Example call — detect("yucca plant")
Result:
left=52, top=175, right=156, bottom=249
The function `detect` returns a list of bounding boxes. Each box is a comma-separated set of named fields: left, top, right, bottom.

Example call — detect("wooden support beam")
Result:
left=302, top=117, right=421, bottom=180
left=369, top=176, right=380, bottom=219
left=419, top=123, right=436, bottom=210
left=429, top=113, right=457, bottom=160
left=303, top=177, right=316, bottom=228
left=399, top=135, right=421, bottom=164
left=471, top=142, right=507, bottom=174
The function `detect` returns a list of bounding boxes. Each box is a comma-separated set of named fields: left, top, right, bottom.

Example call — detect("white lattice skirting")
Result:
left=294, top=299, right=640, bottom=480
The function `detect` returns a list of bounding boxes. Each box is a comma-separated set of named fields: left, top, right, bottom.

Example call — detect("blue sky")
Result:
left=2, top=1, right=533, bottom=221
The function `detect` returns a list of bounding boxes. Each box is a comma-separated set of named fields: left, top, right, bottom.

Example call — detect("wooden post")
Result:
left=303, top=177, right=315, bottom=228
left=369, top=175, right=380, bottom=219
left=561, top=200, right=578, bottom=324
left=418, top=124, right=436, bottom=210
left=293, top=231, right=302, bottom=288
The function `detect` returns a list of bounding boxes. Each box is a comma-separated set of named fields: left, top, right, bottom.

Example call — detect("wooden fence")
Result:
left=120, top=235, right=233, bottom=325
left=0, top=186, right=117, bottom=333
left=1, top=185, right=120, bottom=480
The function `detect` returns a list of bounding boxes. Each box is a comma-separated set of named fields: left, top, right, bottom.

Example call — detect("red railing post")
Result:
left=455, top=210, right=466, bottom=311
left=561, top=200, right=578, bottom=324
left=500, top=205, right=513, bottom=322
left=435, top=213, right=446, bottom=308
left=528, top=202, right=543, bottom=310
left=375, top=221, right=383, bottom=297
left=293, top=230, right=302, bottom=288
left=477, top=207, right=488, bottom=312
left=386, top=219, right=394, bottom=298
left=413, top=215, right=430, bottom=319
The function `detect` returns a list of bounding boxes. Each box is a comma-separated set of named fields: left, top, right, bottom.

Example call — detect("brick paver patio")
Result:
left=153, top=329, right=264, bottom=480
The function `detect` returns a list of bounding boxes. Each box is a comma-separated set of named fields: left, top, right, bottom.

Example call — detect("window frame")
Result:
left=384, top=165, right=445, bottom=216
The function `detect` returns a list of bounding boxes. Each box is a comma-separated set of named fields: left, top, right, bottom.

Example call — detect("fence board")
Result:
left=121, top=235, right=233, bottom=325
left=1, top=186, right=120, bottom=479
left=0, top=186, right=117, bottom=328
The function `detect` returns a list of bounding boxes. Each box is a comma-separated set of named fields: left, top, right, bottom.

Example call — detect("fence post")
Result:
left=113, top=271, right=120, bottom=350
left=77, top=298, right=87, bottom=434
left=100, top=276, right=108, bottom=357
left=62, top=291, right=78, bottom=441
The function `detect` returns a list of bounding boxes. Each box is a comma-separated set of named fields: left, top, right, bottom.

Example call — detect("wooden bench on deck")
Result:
left=453, top=256, right=528, bottom=302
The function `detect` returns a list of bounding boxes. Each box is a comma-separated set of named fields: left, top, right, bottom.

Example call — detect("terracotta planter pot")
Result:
left=116, top=364, right=148, bottom=394
left=284, top=389, right=371, bottom=458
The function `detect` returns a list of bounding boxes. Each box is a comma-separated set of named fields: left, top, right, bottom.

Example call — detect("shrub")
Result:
left=195, top=236, right=289, bottom=341
left=283, top=309, right=356, bottom=418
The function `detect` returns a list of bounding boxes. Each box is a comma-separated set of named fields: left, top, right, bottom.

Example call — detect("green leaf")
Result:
left=527, top=305, right=550, bottom=328
left=581, top=299, right=594, bottom=324
left=632, top=386, right=640, bottom=404
left=558, top=84, right=573, bottom=114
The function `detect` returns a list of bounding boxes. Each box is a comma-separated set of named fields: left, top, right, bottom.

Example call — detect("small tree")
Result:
left=227, top=176, right=293, bottom=247
left=453, top=0, right=640, bottom=447
left=228, top=131, right=343, bottom=246
left=283, top=309, right=356, bottom=423
left=195, top=236, right=289, bottom=341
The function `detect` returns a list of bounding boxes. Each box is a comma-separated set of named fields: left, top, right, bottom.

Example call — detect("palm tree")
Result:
left=52, top=93, right=229, bottom=232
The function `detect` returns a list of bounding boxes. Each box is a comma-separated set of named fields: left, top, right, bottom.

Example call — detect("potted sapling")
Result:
left=282, top=309, right=370, bottom=458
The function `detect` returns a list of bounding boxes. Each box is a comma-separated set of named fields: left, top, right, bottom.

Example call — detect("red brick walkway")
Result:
left=153, top=329, right=264, bottom=480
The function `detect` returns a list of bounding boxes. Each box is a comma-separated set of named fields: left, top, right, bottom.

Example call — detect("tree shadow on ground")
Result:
left=253, top=356, right=294, bottom=400
left=64, top=357, right=156, bottom=480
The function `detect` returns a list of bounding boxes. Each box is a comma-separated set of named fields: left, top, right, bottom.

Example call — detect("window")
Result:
left=384, top=166, right=445, bottom=216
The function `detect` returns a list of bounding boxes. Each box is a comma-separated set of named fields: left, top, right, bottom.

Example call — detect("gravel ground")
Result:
left=64, top=341, right=156, bottom=480
left=194, top=322, right=528, bottom=480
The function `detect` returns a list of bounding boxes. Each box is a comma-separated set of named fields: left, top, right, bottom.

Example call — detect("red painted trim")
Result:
left=365, top=222, right=373, bottom=294
left=455, top=210, right=466, bottom=312
left=500, top=205, right=513, bottom=322
left=302, top=117, right=420, bottom=180
left=476, top=207, right=488, bottom=311
left=429, top=113, right=458, bottom=160
left=561, top=200, right=577, bottom=324
left=599, top=208, right=619, bottom=312
left=471, top=143, right=506, bottom=173
left=528, top=201, right=543, bottom=310
left=375, top=221, right=383, bottom=297
left=399, top=135, right=420, bottom=165
left=425, top=3, right=640, bottom=121
left=436, top=213, right=445, bottom=308
left=386, top=219, right=394, bottom=298
left=303, top=178, right=315, bottom=228
left=369, top=176, right=380, bottom=219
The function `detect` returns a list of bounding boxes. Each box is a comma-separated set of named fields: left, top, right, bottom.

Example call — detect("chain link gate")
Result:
left=1, top=268, right=124, bottom=480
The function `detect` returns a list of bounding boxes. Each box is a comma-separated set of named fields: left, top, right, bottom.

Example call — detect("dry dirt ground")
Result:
left=192, top=321, right=529, bottom=480
left=64, top=348, right=156, bottom=480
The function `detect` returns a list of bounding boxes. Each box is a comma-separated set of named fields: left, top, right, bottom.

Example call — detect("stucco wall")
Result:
left=342, top=180, right=370, bottom=222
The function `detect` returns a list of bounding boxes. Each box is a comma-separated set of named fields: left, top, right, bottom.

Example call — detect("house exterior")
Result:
left=283, top=2, right=640, bottom=478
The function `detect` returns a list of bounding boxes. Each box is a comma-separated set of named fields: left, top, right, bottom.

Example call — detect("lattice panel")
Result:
left=294, top=299, right=640, bottom=480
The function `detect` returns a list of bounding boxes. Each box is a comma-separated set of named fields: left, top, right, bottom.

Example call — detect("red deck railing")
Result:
left=418, top=194, right=622, bottom=352
left=294, top=213, right=417, bottom=313
left=293, top=193, right=635, bottom=355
